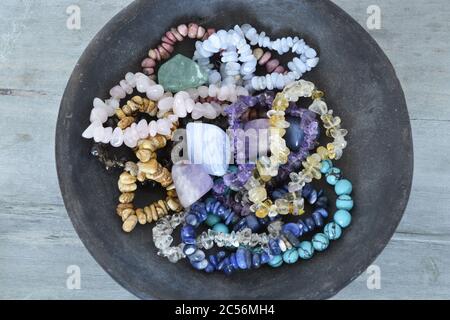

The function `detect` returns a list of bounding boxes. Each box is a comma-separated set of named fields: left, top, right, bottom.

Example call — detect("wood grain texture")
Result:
left=0, top=0, right=448, bottom=299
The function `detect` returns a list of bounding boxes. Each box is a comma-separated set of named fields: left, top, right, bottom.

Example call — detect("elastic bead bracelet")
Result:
left=197, top=181, right=329, bottom=252
left=81, top=72, right=178, bottom=147
left=141, top=23, right=215, bottom=76
left=152, top=213, right=186, bottom=263
left=270, top=105, right=320, bottom=186
left=222, top=92, right=275, bottom=191
left=253, top=47, right=286, bottom=74
left=200, top=182, right=331, bottom=272
left=193, top=24, right=319, bottom=91
left=151, top=199, right=271, bottom=268
left=223, top=92, right=320, bottom=195
left=154, top=178, right=330, bottom=270
left=243, top=24, right=319, bottom=91
left=245, top=80, right=348, bottom=219
left=156, top=83, right=249, bottom=120
left=116, top=136, right=183, bottom=232
left=186, top=162, right=350, bottom=271
left=82, top=72, right=247, bottom=148
left=267, top=160, right=353, bottom=267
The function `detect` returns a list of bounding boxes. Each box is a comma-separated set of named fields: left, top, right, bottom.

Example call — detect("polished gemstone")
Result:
left=284, top=116, right=305, bottom=152
left=158, top=54, right=208, bottom=92
left=172, top=163, right=213, bottom=208
left=186, top=122, right=231, bottom=176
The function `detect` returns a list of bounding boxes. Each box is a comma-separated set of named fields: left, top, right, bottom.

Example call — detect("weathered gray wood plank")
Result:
left=0, top=0, right=449, bottom=299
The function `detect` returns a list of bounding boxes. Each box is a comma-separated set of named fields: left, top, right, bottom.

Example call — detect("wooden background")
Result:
left=0, top=0, right=448, bottom=299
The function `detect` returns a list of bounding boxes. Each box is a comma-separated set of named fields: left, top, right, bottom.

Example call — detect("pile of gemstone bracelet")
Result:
left=82, top=23, right=353, bottom=274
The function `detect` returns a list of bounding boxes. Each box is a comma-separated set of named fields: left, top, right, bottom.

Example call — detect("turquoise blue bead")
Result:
left=326, top=167, right=342, bottom=185
left=324, top=222, right=342, bottom=240
left=336, top=195, right=354, bottom=210
left=335, top=179, right=352, bottom=195
left=206, top=214, right=221, bottom=227
left=268, top=255, right=283, bottom=267
left=282, top=249, right=299, bottom=264
left=312, top=233, right=329, bottom=252
left=320, top=160, right=332, bottom=174
left=334, top=210, right=352, bottom=228
left=213, top=223, right=229, bottom=234
left=298, top=241, right=314, bottom=260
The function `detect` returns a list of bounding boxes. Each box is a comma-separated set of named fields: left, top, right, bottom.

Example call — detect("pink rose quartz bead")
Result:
left=148, top=120, right=158, bottom=137
left=188, top=23, right=199, bottom=39
left=110, top=85, right=126, bottom=99
left=166, top=30, right=177, bottom=42
left=136, top=119, right=149, bottom=139
left=266, top=59, right=280, bottom=73
left=143, top=68, right=155, bottom=76
left=177, top=24, right=188, bottom=37
left=110, top=128, right=124, bottom=147
left=258, top=51, right=272, bottom=66
left=90, top=107, right=108, bottom=123
left=161, top=42, right=174, bottom=53
left=161, top=36, right=175, bottom=46
left=274, top=66, right=285, bottom=74
left=146, top=85, right=164, bottom=101
left=157, top=45, right=170, bottom=59
left=141, top=58, right=156, bottom=68
left=196, top=26, right=206, bottom=39
left=82, top=121, right=101, bottom=139
left=171, top=28, right=184, bottom=41
left=101, top=127, right=113, bottom=144
left=93, top=126, right=106, bottom=143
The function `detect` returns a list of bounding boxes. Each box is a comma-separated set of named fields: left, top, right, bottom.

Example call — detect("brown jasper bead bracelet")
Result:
left=116, top=135, right=183, bottom=232
left=115, top=95, right=158, bottom=130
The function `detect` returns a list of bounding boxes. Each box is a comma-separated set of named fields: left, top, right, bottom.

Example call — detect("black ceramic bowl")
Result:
left=56, top=0, right=413, bottom=299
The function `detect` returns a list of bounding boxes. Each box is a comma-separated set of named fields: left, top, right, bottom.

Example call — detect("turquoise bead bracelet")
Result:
left=268, top=159, right=354, bottom=267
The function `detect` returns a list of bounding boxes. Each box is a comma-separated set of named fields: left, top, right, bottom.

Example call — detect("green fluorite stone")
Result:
left=158, top=54, right=208, bottom=93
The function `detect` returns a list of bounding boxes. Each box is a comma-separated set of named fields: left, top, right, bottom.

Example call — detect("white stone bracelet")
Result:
left=82, top=73, right=249, bottom=147
left=193, top=24, right=319, bottom=91
left=82, top=72, right=175, bottom=147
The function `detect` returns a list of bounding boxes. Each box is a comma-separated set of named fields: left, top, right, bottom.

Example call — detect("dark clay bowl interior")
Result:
left=56, top=0, right=413, bottom=299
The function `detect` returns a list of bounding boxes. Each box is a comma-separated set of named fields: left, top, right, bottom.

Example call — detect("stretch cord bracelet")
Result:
left=179, top=202, right=270, bottom=272
left=116, top=136, right=183, bottom=233
left=156, top=84, right=249, bottom=120
left=271, top=105, right=320, bottom=186
left=156, top=177, right=329, bottom=266
left=205, top=179, right=329, bottom=250
left=141, top=23, right=216, bottom=77
left=252, top=47, right=286, bottom=74
left=267, top=161, right=353, bottom=267
left=82, top=72, right=248, bottom=147
left=193, top=24, right=319, bottom=91
left=223, top=92, right=319, bottom=195
left=152, top=177, right=329, bottom=265
left=197, top=180, right=330, bottom=252
left=183, top=161, right=349, bottom=274
left=207, top=160, right=348, bottom=269
left=222, top=92, right=274, bottom=191
left=152, top=213, right=186, bottom=263
left=81, top=72, right=178, bottom=147
left=243, top=80, right=347, bottom=219
left=255, top=81, right=349, bottom=216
